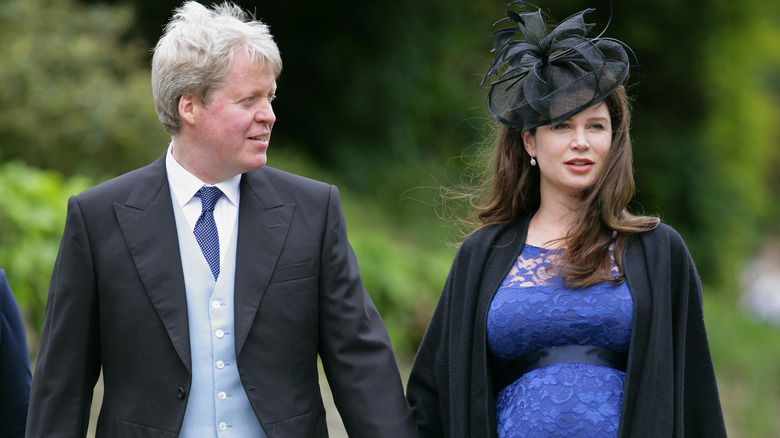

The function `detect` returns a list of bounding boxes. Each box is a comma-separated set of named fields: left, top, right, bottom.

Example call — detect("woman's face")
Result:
left=523, top=101, right=612, bottom=201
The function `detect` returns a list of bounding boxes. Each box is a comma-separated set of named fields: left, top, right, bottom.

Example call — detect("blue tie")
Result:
left=194, top=186, right=223, bottom=280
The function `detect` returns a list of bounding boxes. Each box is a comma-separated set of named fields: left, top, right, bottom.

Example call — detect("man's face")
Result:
left=185, top=50, right=277, bottom=183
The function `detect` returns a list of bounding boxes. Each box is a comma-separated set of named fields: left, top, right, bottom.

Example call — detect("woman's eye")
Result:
left=245, top=96, right=255, bottom=103
left=268, top=94, right=277, bottom=103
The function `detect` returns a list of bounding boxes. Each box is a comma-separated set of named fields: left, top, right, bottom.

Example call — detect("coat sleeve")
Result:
left=668, top=231, right=727, bottom=436
left=316, top=185, right=419, bottom=438
left=406, top=224, right=509, bottom=438
left=406, top=271, right=452, bottom=438
left=26, top=196, right=102, bottom=437
left=0, top=270, right=32, bottom=438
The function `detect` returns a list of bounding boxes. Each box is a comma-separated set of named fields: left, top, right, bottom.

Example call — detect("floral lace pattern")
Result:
left=487, top=244, right=633, bottom=437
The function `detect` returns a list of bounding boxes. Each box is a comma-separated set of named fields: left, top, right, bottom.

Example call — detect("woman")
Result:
left=406, top=2, right=727, bottom=437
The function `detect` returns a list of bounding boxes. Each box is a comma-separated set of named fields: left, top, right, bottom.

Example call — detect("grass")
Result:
left=704, top=291, right=780, bottom=437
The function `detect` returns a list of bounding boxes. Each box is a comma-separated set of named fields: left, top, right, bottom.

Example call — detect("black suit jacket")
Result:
left=27, top=155, right=418, bottom=437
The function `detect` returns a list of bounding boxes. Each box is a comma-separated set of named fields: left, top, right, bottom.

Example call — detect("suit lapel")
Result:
left=113, top=156, right=192, bottom=373
left=112, top=161, right=293, bottom=370
left=233, top=168, right=294, bottom=356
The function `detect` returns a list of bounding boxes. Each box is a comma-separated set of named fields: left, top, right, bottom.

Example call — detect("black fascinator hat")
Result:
left=482, top=1, right=631, bottom=131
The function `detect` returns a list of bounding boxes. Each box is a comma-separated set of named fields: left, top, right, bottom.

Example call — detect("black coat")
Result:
left=406, top=216, right=727, bottom=437
left=0, top=269, right=31, bottom=438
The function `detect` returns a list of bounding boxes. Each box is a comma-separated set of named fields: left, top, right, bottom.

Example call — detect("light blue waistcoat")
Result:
left=171, top=193, right=267, bottom=437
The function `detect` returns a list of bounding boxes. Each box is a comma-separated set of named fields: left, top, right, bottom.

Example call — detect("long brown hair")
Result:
left=470, top=85, right=659, bottom=287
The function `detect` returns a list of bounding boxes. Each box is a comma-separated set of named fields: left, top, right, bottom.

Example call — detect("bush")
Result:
left=0, top=162, right=93, bottom=346
left=0, top=0, right=168, bottom=178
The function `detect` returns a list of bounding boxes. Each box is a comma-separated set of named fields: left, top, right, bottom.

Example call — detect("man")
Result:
left=27, top=2, right=418, bottom=437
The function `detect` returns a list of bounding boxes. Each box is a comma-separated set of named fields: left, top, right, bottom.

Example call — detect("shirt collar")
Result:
left=165, top=143, right=241, bottom=208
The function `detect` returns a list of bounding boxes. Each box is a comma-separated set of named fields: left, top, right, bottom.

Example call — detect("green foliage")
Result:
left=0, top=0, right=168, bottom=178
left=320, top=0, right=493, bottom=183
left=697, top=0, right=780, bottom=290
left=705, top=292, right=780, bottom=436
left=342, top=203, right=454, bottom=355
left=0, top=162, right=93, bottom=338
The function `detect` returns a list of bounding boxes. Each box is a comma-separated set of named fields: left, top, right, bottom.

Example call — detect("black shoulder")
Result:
left=458, top=220, right=526, bottom=261
left=250, top=166, right=331, bottom=198
left=256, top=166, right=329, bottom=190
left=461, top=223, right=506, bottom=251
left=75, top=157, right=166, bottom=206
left=636, top=221, right=692, bottom=261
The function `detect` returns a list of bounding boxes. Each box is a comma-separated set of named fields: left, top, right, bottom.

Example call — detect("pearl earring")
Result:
left=530, top=157, right=537, bottom=166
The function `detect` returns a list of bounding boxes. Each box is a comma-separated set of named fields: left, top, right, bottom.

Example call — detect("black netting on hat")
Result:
left=482, top=1, right=630, bottom=131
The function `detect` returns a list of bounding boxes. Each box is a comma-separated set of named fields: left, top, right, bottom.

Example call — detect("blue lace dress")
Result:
left=487, top=244, right=633, bottom=437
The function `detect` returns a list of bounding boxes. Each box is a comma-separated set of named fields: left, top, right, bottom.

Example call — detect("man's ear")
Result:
left=178, top=94, right=197, bottom=126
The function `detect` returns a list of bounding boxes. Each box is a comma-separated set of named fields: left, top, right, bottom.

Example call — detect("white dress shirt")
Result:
left=165, top=144, right=241, bottom=267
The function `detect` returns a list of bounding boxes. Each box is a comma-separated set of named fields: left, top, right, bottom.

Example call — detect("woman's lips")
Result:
left=564, top=158, right=594, bottom=172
